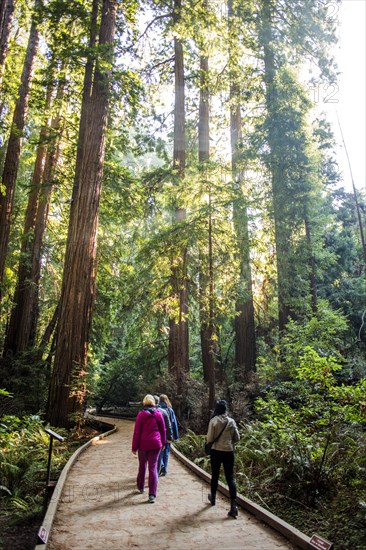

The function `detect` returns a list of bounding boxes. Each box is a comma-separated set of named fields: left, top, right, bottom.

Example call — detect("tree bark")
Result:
left=0, top=3, right=40, bottom=295
left=47, top=0, right=117, bottom=428
left=71, top=0, right=99, bottom=210
left=168, top=0, right=189, bottom=420
left=0, top=0, right=15, bottom=90
left=228, top=0, right=256, bottom=383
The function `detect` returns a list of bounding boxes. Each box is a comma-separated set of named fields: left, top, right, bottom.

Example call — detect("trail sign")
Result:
left=309, top=534, right=334, bottom=550
left=38, top=525, right=49, bottom=544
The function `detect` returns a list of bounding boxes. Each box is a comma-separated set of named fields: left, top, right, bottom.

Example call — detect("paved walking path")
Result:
left=46, top=418, right=296, bottom=550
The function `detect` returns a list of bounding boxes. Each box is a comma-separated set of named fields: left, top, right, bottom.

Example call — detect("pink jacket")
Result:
left=132, top=407, right=166, bottom=452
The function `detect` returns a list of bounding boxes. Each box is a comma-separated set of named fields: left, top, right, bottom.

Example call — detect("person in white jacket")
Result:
left=206, top=400, right=240, bottom=517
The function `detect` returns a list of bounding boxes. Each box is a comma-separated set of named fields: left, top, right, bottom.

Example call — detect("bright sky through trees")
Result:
left=327, top=0, right=366, bottom=193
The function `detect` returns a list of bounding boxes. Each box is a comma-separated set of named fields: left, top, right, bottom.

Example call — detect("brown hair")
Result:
left=159, top=394, right=172, bottom=408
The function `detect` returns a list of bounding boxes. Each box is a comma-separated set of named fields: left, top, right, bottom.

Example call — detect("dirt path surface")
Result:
left=47, top=418, right=296, bottom=550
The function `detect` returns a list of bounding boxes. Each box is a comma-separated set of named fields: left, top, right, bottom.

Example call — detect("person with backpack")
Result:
left=206, top=399, right=240, bottom=517
left=132, top=394, right=166, bottom=503
left=157, top=394, right=179, bottom=476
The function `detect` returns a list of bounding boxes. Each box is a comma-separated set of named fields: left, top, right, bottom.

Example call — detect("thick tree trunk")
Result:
left=0, top=6, right=40, bottom=294
left=71, top=0, right=99, bottom=209
left=0, top=0, right=14, bottom=90
left=228, top=0, right=256, bottom=383
left=168, top=0, right=189, bottom=420
left=47, top=0, right=117, bottom=428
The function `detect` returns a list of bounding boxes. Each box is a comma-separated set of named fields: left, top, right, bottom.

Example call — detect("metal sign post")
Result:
left=45, top=428, right=65, bottom=489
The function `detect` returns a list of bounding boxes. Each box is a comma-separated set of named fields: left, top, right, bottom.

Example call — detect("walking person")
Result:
left=154, top=394, right=172, bottom=449
left=158, top=394, right=179, bottom=476
left=132, top=394, right=166, bottom=503
left=206, top=399, right=240, bottom=517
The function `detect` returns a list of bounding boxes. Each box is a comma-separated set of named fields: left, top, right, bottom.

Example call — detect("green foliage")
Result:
left=255, top=308, right=365, bottom=504
left=0, top=415, right=69, bottom=516
left=0, top=351, right=50, bottom=414
left=258, top=301, right=349, bottom=383
left=174, top=430, right=209, bottom=466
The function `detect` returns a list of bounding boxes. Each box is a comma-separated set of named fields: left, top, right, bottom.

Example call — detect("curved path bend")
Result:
left=45, top=418, right=297, bottom=550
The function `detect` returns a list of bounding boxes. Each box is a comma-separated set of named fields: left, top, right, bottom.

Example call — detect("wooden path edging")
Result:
left=171, top=444, right=315, bottom=550
left=34, top=419, right=117, bottom=549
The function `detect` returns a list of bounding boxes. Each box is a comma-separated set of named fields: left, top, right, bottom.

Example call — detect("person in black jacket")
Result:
left=206, top=400, right=240, bottom=517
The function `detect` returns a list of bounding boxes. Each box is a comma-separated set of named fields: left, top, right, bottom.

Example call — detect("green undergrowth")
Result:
left=0, top=411, right=100, bottom=549
left=175, top=425, right=366, bottom=550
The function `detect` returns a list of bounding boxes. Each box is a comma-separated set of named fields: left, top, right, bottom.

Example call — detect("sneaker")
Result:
left=148, top=495, right=156, bottom=503
left=139, top=489, right=144, bottom=494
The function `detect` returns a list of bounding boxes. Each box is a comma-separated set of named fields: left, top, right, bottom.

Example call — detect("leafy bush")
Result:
left=254, top=307, right=365, bottom=506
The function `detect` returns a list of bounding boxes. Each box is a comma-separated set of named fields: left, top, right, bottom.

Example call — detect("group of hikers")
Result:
left=131, top=395, right=240, bottom=518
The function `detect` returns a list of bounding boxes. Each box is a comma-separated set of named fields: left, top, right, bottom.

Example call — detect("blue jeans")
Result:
left=158, top=442, right=171, bottom=474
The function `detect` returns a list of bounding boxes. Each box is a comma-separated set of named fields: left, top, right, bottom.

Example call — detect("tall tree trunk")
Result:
left=304, top=213, right=318, bottom=313
left=28, top=86, right=63, bottom=344
left=168, top=0, right=189, bottom=420
left=0, top=0, right=15, bottom=90
left=3, top=79, right=54, bottom=356
left=261, top=0, right=292, bottom=332
left=47, top=0, right=117, bottom=428
left=0, top=2, right=40, bottom=296
left=71, top=0, right=99, bottom=210
left=228, top=0, right=256, bottom=383
left=198, top=46, right=216, bottom=410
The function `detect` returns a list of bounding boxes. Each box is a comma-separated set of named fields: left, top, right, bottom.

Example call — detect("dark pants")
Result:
left=210, top=449, right=237, bottom=501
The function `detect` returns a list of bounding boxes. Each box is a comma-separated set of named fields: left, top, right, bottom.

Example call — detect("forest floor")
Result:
left=45, top=417, right=297, bottom=550
left=0, top=513, right=42, bottom=549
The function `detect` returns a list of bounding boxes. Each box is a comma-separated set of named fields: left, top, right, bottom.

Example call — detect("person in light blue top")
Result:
left=158, top=394, right=179, bottom=476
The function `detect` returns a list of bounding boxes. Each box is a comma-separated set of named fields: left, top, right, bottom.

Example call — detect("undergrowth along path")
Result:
left=44, top=418, right=296, bottom=550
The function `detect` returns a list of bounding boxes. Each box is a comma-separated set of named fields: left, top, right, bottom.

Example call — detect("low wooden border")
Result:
left=171, top=444, right=315, bottom=550
left=34, top=417, right=116, bottom=549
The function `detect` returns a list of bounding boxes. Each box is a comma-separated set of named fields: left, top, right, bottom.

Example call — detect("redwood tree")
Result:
left=167, top=0, right=189, bottom=419
left=228, top=0, right=256, bottom=383
left=47, top=0, right=118, bottom=428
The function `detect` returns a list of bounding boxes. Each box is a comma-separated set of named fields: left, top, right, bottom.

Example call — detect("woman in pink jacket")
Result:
left=132, top=394, right=166, bottom=503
